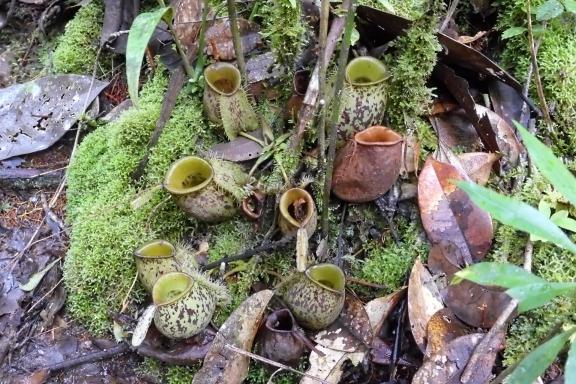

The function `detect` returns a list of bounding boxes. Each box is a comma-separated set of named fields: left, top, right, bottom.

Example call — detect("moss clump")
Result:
left=358, top=0, right=428, bottom=20
left=383, top=4, right=442, bottom=154
left=139, top=357, right=200, bottom=383
left=52, top=1, right=105, bottom=74
left=65, top=69, right=217, bottom=333
left=260, top=0, right=307, bottom=69
left=356, top=218, right=428, bottom=289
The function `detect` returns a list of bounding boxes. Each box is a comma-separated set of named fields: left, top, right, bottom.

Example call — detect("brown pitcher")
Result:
left=332, top=126, right=403, bottom=203
left=258, top=309, right=316, bottom=367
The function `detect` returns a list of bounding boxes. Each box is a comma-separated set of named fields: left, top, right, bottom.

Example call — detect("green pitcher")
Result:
left=278, top=188, right=317, bottom=239
left=203, top=62, right=258, bottom=140
left=279, top=263, right=346, bottom=330
left=163, top=156, right=249, bottom=223
left=336, top=56, right=388, bottom=140
left=134, top=240, right=180, bottom=292
left=152, top=271, right=216, bottom=339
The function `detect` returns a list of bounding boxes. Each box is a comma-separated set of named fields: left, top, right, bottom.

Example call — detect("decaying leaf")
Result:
left=431, top=109, right=481, bottom=151
left=209, top=130, right=264, bottom=162
left=0, top=75, right=107, bottom=161
left=19, top=258, right=60, bottom=292
left=488, top=80, right=529, bottom=129
left=412, top=333, right=483, bottom=384
left=137, top=326, right=215, bottom=365
left=315, top=294, right=373, bottom=352
left=205, top=19, right=261, bottom=61
left=457, top=152, right=501, bottom=186
left=300, top=345, right=365, bottom=384
left=427, top=241, right=462, bottom=276
left=445, top=279, right=512, bottom=329
left=371, top=337, right=417, bottom=366
left=173, top=0, right=204, bottom=50
left=475, top=104, right=523, bottom=165
left=425, top=308, right=469, bottom=356
left=192, top=289, right=273, bottom=384
left=407, top=259, right=444, bottom=353
left=364, top=288, right=405, bottom=336
left=418, top=158, right=493, bottom=266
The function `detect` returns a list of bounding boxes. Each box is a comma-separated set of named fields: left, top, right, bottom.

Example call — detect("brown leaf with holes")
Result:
left=172, top=0, right=204, bottom=50
left=205, top=19, right=261, bottom=60
left=457, top=152, right=501, bottom=186
left=418, top=158, right=493, bottom=265
left=425, top=308, right=469, bottom=357
left=408, top=259, right=444, bottom=353
left=412, top=333, right=483, bottom=384
left=192, top=290, right=273, bottom=384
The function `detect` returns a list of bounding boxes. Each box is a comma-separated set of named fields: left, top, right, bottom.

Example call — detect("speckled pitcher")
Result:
left=203, top=62, right=258, bottom=140
left=280, top=263, right=346, bottom=330
left=278, top=188, right=317, bottom=238
left=152, top=272, right=216, bottom=339
left=163, top=156, right=249, bottom=223
left=336, top=56, right=388, bottom=140
left=134, top=240, right=180, bottom=292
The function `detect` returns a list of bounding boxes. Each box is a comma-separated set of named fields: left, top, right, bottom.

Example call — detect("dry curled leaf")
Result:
left=457, top=152, right=501, bottom=186
left=205, top=19, right=261, bottom=61
left=425, top=307, right=469, bottom=357
left=418, top=158, right=493, bottom=266
left=192, top=290, right=273, bottom=384
left=407, top=259, right=444, bottom=353
left=364, top=288, right=405, bottom=337
left=474, top=104, right=523, bottom=165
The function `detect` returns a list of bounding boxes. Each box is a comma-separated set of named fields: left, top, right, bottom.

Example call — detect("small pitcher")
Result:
left=279, top=263, right=346, bottom=330
left=332, top=126, right=403, bottom=203
left=278, top=188, right=317, bottom=238
left=163, top=156, right=249, bottom=223
left=134, top=240, right=180, bottom=292
left=203, top=62, right=258, bottom=140
left=336, top=56, right=388, bottom=140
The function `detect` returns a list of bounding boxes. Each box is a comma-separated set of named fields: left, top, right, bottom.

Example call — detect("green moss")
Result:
left=357, top=218, right=428, bottom=289
left=64, top=68, right=219, bottom=333
left=260, top=0, right=307, bottom=69
left=382, top=4, right=442, bottom=154
left=358, top=0, right=428, bottom=20
left=52, top=1, right=105, bottom=74
left=139, top=357, right=200, bottom=383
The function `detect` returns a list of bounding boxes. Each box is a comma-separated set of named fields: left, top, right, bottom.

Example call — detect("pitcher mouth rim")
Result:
left=305, top=264, right=345, bottom=295
left=345, top=56, right=388, bottom=87
left=354, top=126, right=403, bottom=146
left=134, top=239, right=175, bottom=259
left=153, top=272, right=196, bottom=307
left=204, top=62, right=242, bottom=96
left=163, top=156, right=214, bottom=195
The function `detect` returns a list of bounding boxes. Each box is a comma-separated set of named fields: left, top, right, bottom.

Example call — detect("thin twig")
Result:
left=27, top=277, right=64, bottom=314
left=226, top=0, right=247, bottom=83
left=460, top=240, right=533, bottom=383
left=317, top=0, right=330, bottom=169
left=44, top=343, right=130, bottom=374
left=321, top=1, right=356, bottom=239
left=346, top=276, right=387, bottom=290
left=224, top=344, right=329, bottom=384
left=526, top=0, right=551, bottom=125
left=439, top=0, right=459, bottom=32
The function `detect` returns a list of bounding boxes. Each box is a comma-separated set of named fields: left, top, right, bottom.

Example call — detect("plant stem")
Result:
left=317, top=0, right=330, bottom=169
left=321, top=0, right=356, bottom=239
left=226, top=0, right=247, bottom=83
left=526, top=0, right=551, bottom=125
left=193, top=0, right=210, bottom=81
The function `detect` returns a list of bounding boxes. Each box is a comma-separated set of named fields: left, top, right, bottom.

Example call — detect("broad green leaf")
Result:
left=19, top=258, right=61, bottom=292
left=566, top=338, right=576, bottom=384
left=564, top=0, right=576, bottom=13
left=506, top=328, right=574, bottom=384
left=507, top=282, right=576, bottom=312
left=453, top=262, right=545, bottom=288
left=126, top=7, right=171, bottom=105
left=550, top=210, right=576, bottom=232
left=457, top=181, right=576, bottom=253
left=502, top=26, right=526, bottom=39
left=377, top=0, right=396, bottom=13
left=515, top=122, right=576, bottom=209
left=536, top=0, right=565, bottom=20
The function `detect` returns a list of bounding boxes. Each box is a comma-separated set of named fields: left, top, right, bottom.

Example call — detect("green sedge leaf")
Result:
left=457, top=181, right=576, bottom=253
left=507, top=282, right=576, bottom=312
left=126, top=7, right=171, bottom=105
left=506, top=329, right=574, bottom=384
left=514, top=122, right=576, bottom=209
left=453, top=262, right=545, bottom=288
left=566, top=337, right=576, bottom=384
left=502, top=26, right=526, bottom=39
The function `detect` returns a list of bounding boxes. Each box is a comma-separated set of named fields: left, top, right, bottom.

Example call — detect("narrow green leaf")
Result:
left=538, top=200, right=552, bottom=218
left=506, top=329, right=573, bottom=384
left=453, top=262, right=545, bottom=288
left=502, top=26, right=526, bottom=39
left=507, top=282, right=576, bottom=312
left=19, top=258, right=61, bottom=292
left=126, top=7, right=171, bottom=105
left=551, top=210, right=576, bottom=232
left=566, top=338, right=576, bottom=384
left=564, top=0, right=576, bottom=13
left=515, top=122, right=576, bottom=209
left=457, top=181, right=576, bottom=253
left=377, top=0, right=396, bottom=13
left=536, top=0, right=565, bottom=20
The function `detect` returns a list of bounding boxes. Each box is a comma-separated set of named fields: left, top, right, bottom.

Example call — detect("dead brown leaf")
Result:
left=418, top=158, right=493, bottom=266
left=205, top=19, right=261, bottom=61
left=475, top=105, right=523, bottom=165
left=425, top=307, right=469, bottom=356
left=457, top=152, right=501, bottom=186
left=364, top=288, right=405, bottom=337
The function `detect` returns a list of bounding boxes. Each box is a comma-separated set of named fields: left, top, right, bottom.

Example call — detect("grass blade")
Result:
left=457, top=181, right=576, bottom=253
left=453, top=262, right=545, bottom=288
